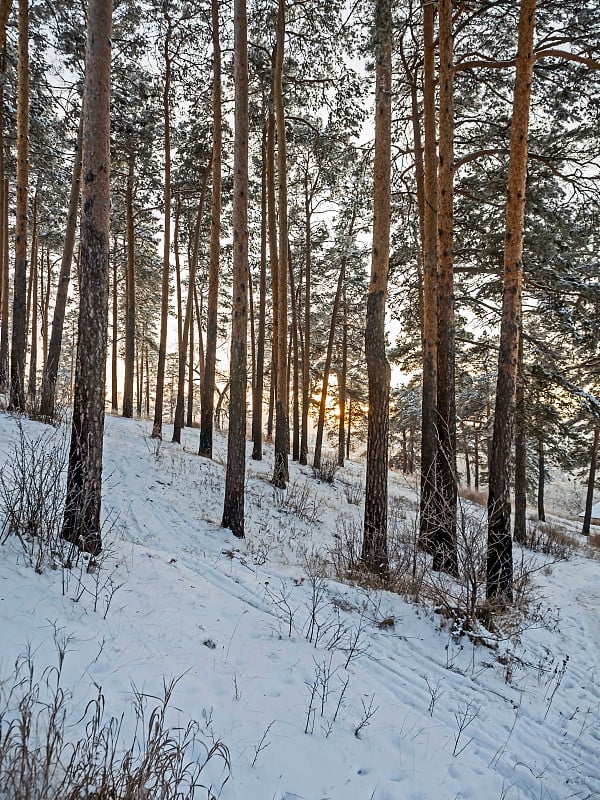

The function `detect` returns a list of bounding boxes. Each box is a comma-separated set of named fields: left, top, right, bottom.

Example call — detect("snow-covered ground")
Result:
left=1, top=412, right=599, bottom=800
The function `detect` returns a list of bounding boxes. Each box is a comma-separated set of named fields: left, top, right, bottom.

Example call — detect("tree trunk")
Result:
left=463, top=422, right=471, bottom=487
left=487, top=0, right=536, bottom=604
left=199, top=0, right=222, bottom=458
left=27, top=188, right=39, bottom=401
left=314, top=207, right=356, bottom=470
left=111, top=247, right=118, bottom=412
left=0, top=176, right=8, bottom=390
left=0, top=6, right=10, bottom=390
left=152, top=9, right=172, bottom=439
left=419, top=0, right=438, bottom=553
left=194, top=283, right=205, bottom=388
left=252, top=120, right=267, bottom=461
left=513, top=326, right=527, bottom=544
left=300, top=172, right=312, bottom=465
left=174, top=165, right=209, bottom=442
left=288, top=243, right=300, bottom=462
left=266, top=99, right=278, bottom=447
left=581, top=428, right=599, bottom=537
left=62, top=0, right=112, bottom=555
left=272, top=0, right=289, bottom=488
left=537, top=437, right=545, bottom=522
left=474, top=430, right=480, bottom=490
left=337, top=286, right=348, bottom=467
left=41, top=247, right=51, bottom=370
left=187, top=300, right=194, bottom=427
left=10, top=0, right=29, bottom=411
left=433, top=0, right=457, bottom=574
left=122, top=156, right=136, bottom=418
left=362, top=0, right=391, bottom=580
left=40, top=113, right=83, bottom=418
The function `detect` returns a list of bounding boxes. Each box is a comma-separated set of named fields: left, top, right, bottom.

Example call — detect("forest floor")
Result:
left=0, top=411, right=599, bottom=800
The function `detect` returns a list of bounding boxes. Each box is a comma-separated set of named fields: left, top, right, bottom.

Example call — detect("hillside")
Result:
left=0, top=412, right=599, bottom=800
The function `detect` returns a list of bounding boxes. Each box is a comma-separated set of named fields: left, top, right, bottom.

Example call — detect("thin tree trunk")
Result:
left=137, top=328, right=143, bottom=417
left=266, top=103, right=277, bottom=445
left=434, top=0, right=457, bottom=574
left=419, top=0, right=438, bottom=552
left=288, top=243, right=300, bottom=461
left=537, top=437, right=545, bottom=522
left=62, top=0, right=112, bottom=555
left=111, top=246, right=118, bottom=412
left=463, top=422, right=471, bottom=488
left=487, top=0, right=536, bottom=604
left=0, top=17, right=8, bottom=390
left=581, top=428, right=599, bottom=536
left=40, top=112, right=83, bottom=420
left=300, top=172, right=312, bottom=465
left=194, top=283, right=205, bottom=388
left=174, top=165, right=209, bottom=442
left=0, top=176, right=8, bottom=390
left=222, top=0, right=248, bottom=538
left=174, top=194, right=183, bottom=354
left=27, top=189, right=38, bottom=400
left=474, top=429, right=480, bottom=490
left=272, top=0, right=289, bottom=488
left=10, top=0, right=29, bottom=411
left=199, top=0, right=222, bottom=458
left=362, top=0, right=391, bottom=580
left=314, top=207, right=357, bottom=470
left=41, top=247, right=51, bottom=369
left=152, top=9, right=172, bottom=439
left=252, top=120, right=267, bottom=461
left=187, top=299, right=194, bottom=427
left=145, top=342, right=150, bottom=417
left=122, top=156, right=136, bottom=418
left=513, top=325, right=527, bottom=544
left=346, top=395, right=351, bottom=461
left=338, top=285, right=347, bottom=467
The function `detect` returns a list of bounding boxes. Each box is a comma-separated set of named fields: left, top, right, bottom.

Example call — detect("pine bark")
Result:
left=122, top=156, right=136, bottom=418
left=434, top=0, right=457, bottom=574
left=251, top=121, right=267, bottom=461
left=111, top=250, right=118, bottom=412
left=581, top=428, right=599, bottom=537
left=272, top=0, right=289, bottom=488
left=419, top=0, right=438, bottom=552
left=222, top=0, right=248, bottom=537
left=513, top=326, right=527, bottom=544
left=152, top=9, right=172, bottom=439
left=362, top=0, right=391, bottom=580
left=0, top=4, right=10, bottom=391
left=0, top=176, right=8, bottom=390
left=300, top=172, right=312, bottom=465
left=10, top=0, right=29, bottom=411
left=199, top=0, right=222, bottom=458
left=537, top=437, right=545, bottom=522
left=487, top=0, right=536, bottom=603
left=27, top=189, right=38, bottom=400
left=62, top=0, right=112, bottom=556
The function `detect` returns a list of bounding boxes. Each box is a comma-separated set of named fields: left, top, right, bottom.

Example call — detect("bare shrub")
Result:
left=312, top=452, right=339, bottom=484
left=274, top=479, right=321, bottom=524
left=342, top=480, right=363, bottom=505
left=0, top=420, right=69, bottom=572
left=0, top=422, right=123, bottom=615
left=0, top=651, right=230, bottom=800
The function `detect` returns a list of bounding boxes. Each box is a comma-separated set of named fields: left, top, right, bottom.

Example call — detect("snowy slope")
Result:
left=0, top=412, right=599, bottom=800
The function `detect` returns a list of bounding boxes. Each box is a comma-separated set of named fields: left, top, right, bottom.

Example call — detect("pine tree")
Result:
left=62, top=0, right=112, bottom=555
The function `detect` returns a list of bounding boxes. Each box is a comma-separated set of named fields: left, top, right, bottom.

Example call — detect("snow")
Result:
left=1, top=412, right=599, bottom=800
